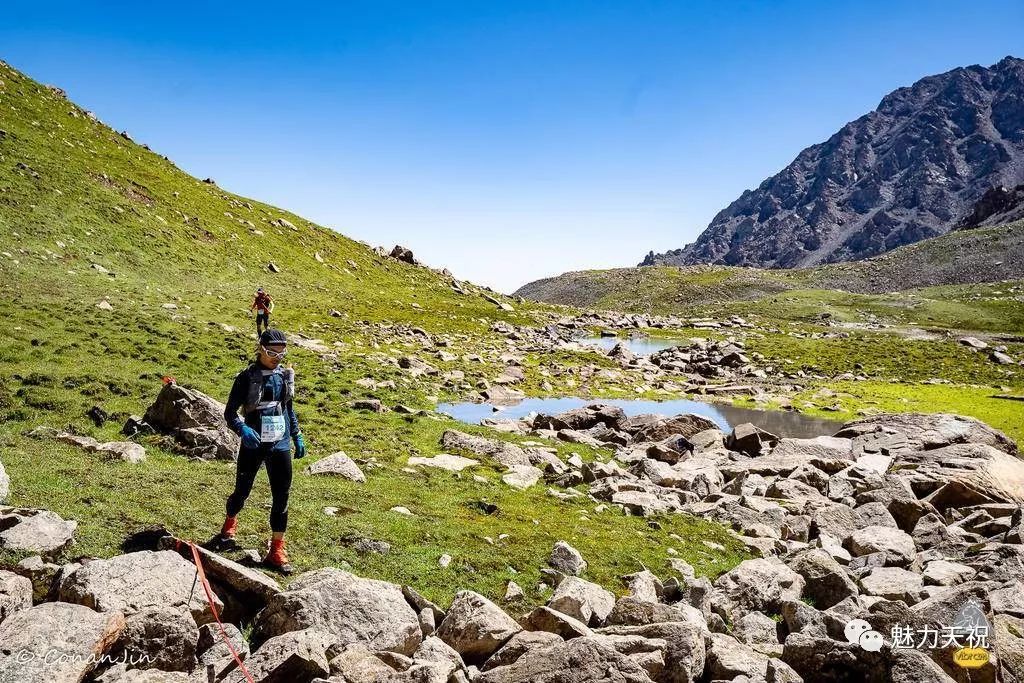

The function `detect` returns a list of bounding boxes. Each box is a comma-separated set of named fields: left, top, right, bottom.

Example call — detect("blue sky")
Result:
left=3, top=2, right=1022, bottom=292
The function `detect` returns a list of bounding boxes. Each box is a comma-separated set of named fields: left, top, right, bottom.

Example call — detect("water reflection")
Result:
left=578, top=335, right=686, bottom=356
left=437, top=396, right=841, bottom=439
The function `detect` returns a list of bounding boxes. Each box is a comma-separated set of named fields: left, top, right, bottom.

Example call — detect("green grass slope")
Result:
left=516, top=220, right=1024, bottom=325
left=0, top=61, right=747, bottom=604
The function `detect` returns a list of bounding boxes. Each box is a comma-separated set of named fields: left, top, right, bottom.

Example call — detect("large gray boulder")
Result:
left=540, top=404, right=627, bottom=432
left=413, top=634, right=466, bottom=670
left=475, top=636, right=655, bottom=683
left=440, top=430, right=531, bottom=467
left=858, top=567, right=924, bottom=603
left=548, top=577, right=615, bottom=626
left=520, top=606, right=594, bottom=639
left=780, top=631, right=877, bottom=683
left=197, top=621, right=249, bottom=669
left=788, top=549, right=858, bottom=609
left=595, top=622, right=707, bottom=683
left=143, top=381, right=240, bottom=460
left=0, top=507, right=77, bottom=558
left=0, top=570, right=32, bottom=624
left=254, top=568, right=421, bottom=655
left=836, top=413, right=1018, bottom=455
left=436, top=590, right=522, bottom=663
left=222, top=628, right=336, bottom=683
left=733, top=611, right=783, bottom=656
left=630, top=414, right=717, bottom=443
left=704, top=632, right=773, bottom=680
left=117, top=605, right=198, bottom=672
left=480, top=631, right=564, bottom=671
left=848, top=526, right=917, bottom=567
left=0, top=602, right=125, bottom=682
left=622, top=570, right=664, bottom=603
left=721, top=442, right=852, bottom=478
left=713, top=558, right=805, bottom=619
left=726, top=423, right=780, bottom=456
left=306, top=451, right=367, bottom=482
left=323, top=642, right=396, bottom=681
left=993, top=614, right=1024, bottom=683
left=159, top=534, right=281, bottom=606
left=897, top=443, right=1024, bottom=508
left=549, top=541, right=587, bottom=576
left=772, top=436, right=854, bottom=462
left=58, top=550, right=223, bottom=625
left=605, top=597, right=705, bottom=628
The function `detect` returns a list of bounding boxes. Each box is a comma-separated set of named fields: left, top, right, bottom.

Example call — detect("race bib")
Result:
left=261, top=415, right=286, bottom=443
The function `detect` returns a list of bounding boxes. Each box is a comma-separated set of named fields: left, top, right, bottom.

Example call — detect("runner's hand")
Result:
left=240, top=425, right=261, bottom=449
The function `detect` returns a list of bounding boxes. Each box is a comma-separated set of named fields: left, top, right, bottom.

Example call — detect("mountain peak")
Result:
left=642, top=56, right=1024, bottom=269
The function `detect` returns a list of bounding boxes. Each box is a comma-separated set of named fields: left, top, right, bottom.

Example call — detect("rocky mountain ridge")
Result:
left=642, top=56, right=1024, bottom=269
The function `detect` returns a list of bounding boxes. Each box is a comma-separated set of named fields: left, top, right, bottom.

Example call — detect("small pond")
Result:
left=578, top=335, right=688, bottom=356
left=437, top=396, right=842, bottom=439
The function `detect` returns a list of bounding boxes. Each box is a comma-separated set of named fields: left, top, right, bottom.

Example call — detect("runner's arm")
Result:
left=286, top=398, right=300, bottom=437
left=223, top=374, right=247, bottom=435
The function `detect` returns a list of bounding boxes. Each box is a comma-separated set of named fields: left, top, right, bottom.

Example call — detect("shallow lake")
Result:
left=437, top=396, right=842, bottom=439
left=578, top=335, right=687, bottom=356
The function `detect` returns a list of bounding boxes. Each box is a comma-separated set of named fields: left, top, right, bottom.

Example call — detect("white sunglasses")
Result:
left=260, top=345, right=288, bottom=359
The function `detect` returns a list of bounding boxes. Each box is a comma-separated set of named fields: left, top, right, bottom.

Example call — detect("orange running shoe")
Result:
left=264, top=538, right=293, bottom=574
left=219, top=515, right=238, bottom=542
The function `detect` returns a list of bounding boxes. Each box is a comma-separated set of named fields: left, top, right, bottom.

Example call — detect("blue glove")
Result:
left=293, top=433, right=307, bottom=459
left=239, top=425, right=261, bottom=450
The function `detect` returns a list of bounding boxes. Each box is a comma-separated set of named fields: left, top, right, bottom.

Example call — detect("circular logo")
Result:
left=845, top=619, right=872, bottom=644
left=860, top=630, right=884, bottom=652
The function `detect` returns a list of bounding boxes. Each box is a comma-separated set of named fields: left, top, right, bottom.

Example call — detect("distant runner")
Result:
left=220, top=328, right=306, bottom=573
left=250, top=287, right=274, bottom=334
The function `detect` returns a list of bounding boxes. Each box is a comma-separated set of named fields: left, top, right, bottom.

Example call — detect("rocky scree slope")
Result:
left=1, top=408, right=1023, bottom=682
left=642, top=56, right=1024, bottom=269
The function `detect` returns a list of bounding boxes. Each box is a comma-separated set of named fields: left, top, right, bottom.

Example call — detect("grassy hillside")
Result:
left=0, top=60, right=748, bottom=604
left=516, top=220, right=1024, bottom=323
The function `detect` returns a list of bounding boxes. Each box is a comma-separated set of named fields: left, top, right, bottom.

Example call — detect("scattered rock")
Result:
left=519, top=606, right=593, bottom=639
left=58, top=550, right=223, bottom=624
left=142, top=381, right=240, bottom=460
left=726, top=423, right=780, bottom=456
left=306, top=452, right=367, bottom=482
left=0, top=602, right=125, bottom=682
left=223, top=628, right=335, bottom=683
left=0, top=570, right=32, bottom=623
left=437, top=590, right=522, bottom=663
left=117, top=605, right=198, bottom=672
left=501, top=465, right=543, bottom=489
left=0, top=508, right=77, bottom=557
left=549, top=541, right=587, bottom=576
left=476, top=636, right=653, bottom=683
left=255, top=568, right=421, bottom=655
left=409, top=454, right=479, bottom=472
left=390, top=245, right=418, bottom=265
left=547, top=576, right=615, bottom=626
